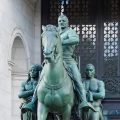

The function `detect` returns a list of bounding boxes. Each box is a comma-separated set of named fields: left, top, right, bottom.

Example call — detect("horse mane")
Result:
left=42, top=24, right=58, bottom=33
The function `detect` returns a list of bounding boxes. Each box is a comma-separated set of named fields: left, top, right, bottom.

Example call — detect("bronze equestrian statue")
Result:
left=21, top=15, right=96, bottom=120
left=37, top=25, right=75, bottom=120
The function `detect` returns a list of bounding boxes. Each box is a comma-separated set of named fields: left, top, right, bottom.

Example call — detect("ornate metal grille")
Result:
left=70, top=25, right=80, bottom=35
left=102, top=0, right=120, bottom=97
left=69, top=24, right=97, bottom=77
left=103, top=0, right=119, bottom=77
left=49, top=0, right=60, bottom=24
left=80, top=25, right=96, bottom=76
left=103, top=22, right=118, bottom=76
left=65, top=0, right=82, bottom=24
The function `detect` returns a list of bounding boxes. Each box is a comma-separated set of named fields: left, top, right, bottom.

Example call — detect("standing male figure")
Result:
left=82, top=64, right=105, bottom=120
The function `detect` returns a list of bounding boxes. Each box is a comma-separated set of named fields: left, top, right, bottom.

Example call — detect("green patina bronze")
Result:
left=21, top=15, right=97, bottom=120
left=18, top=64, right=42, bottom=120
left=58, top=14, right=89, bottom=108
left=81, top=64, right=105, bottom=120
left=37, top=25, right=74, bottom=120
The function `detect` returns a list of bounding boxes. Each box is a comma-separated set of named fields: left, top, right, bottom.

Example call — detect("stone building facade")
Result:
left=0, top=0, right=41, bottom=120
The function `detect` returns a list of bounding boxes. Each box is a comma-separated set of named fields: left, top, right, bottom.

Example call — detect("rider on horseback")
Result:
left=58, top=14, right=93, bottom=109
left=23, top=14, right=95, bottom=113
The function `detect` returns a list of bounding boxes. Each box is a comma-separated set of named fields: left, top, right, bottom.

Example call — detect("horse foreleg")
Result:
left=37, top=102, right=48, bottom=120
left=62, top=105, right=72, bottom=120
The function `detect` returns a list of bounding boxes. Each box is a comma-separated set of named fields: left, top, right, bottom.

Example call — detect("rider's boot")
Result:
left=76, top=86, right=97, bottom=112
left=79, top=95, right=97, bottom=112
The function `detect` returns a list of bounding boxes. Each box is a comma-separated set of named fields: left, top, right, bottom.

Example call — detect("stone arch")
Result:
left=8, top=27, right=30, bottom=68
left=11, top=36, right=28, bottom=73
left=9, top=28, right=30, bottom=120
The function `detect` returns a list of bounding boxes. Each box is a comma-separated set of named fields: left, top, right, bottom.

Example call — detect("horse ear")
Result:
left=42, top=25, right=46, bottom=32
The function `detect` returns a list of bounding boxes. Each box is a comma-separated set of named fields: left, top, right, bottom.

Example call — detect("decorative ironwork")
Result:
left=65, top=0, right=82, bottom=24
left=70, top=25, right=80, bottom=35
left=103, top=109, right=120, bottom=120
left=103, top=22, right=119, bottom=76
left=80, top=25, right=96, bottom=76
left=81, top=0, right=89, bottom=24
left=108, top=109, right=120, bottom=116
left=103, top=76, right=120, bottom=97
left=59, top=0, right=70, bottom=5
left=103, top=0, right=119, bottom=77
left=102, top=0, right=120, bottom=96
left=50, top=0, right=60, bottom=24
left=69, top=24, right=97, bottom=75
left=104, top=0, right=119, bottom=21
left=65, top=0, right=97, bottom=24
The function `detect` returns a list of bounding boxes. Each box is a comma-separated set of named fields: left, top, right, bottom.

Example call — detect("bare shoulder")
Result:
left=67, top=28, right=79, bottom=39
left=96, top=79, right=105, bottom=87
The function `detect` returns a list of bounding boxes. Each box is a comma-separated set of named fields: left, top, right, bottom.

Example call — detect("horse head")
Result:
left=41, top=25, right=62, bottom=63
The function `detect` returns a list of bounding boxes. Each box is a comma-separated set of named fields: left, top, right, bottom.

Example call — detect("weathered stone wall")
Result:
left=0, top=0, right=41, bottom=120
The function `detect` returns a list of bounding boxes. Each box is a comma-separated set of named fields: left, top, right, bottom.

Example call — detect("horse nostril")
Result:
left=43, top=49, right=52, bottom=55
left=50, top=51, right=52, bottom=54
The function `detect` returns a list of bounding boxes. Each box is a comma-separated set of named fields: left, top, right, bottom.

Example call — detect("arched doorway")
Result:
left=11, top=36, right=28, bottom=120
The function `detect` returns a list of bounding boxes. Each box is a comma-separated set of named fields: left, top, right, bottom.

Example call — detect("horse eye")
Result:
left=54, top=45, right=57, bottom=53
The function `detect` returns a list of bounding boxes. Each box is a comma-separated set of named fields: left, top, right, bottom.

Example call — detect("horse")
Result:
left=37, top=25, right=75, bottom=120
